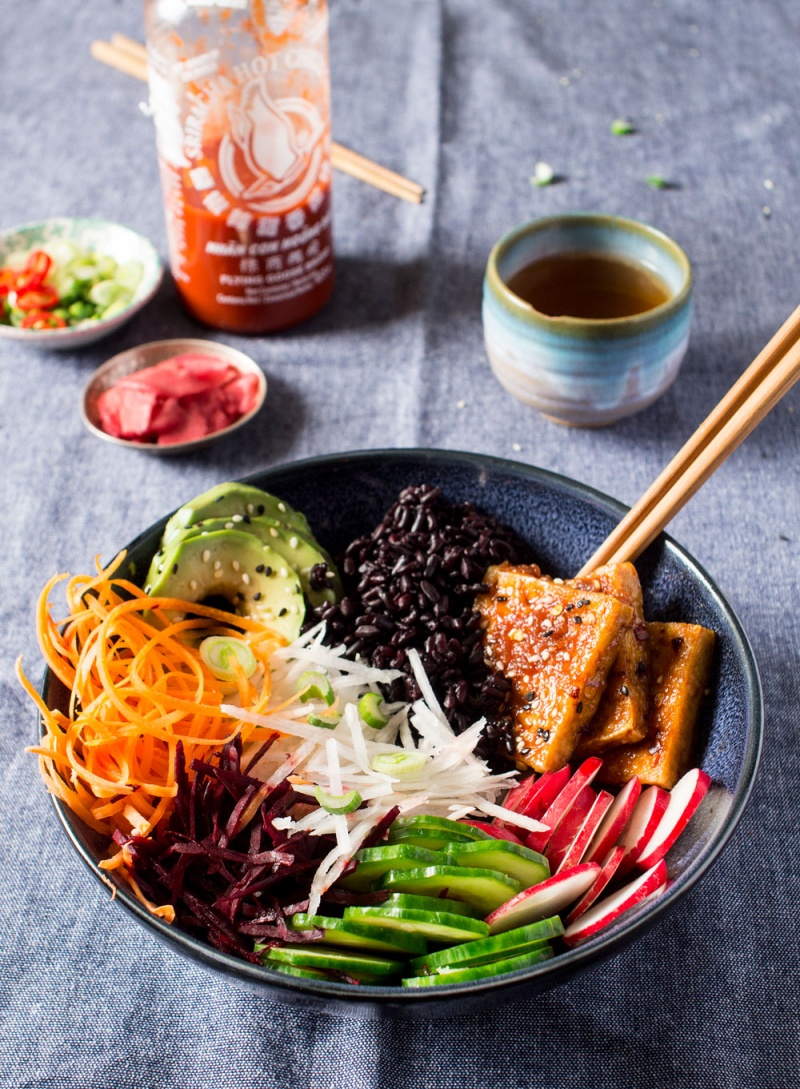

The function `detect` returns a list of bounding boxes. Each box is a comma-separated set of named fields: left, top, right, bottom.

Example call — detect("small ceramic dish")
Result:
left=0, top=217, right=163, bottom=349
left=81, top=337, right=267, bottom=455
left=483, top=213, right=693, bottom=426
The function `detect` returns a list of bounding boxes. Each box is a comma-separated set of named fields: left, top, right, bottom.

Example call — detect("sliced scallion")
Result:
left=296, top=670, right=335, bottom=706
left=530, top=161, right=555, bottom=187
left=358, top=692, right=389, bottom=729
left=199, top=636, right=257, bottom=681
left=308, top=710, right=342, bottom=730
left=611, top=118, right=635, bottom=135
left=371, top=752, right=429, bottom=778
left=313, top=787, right=363, bottom=815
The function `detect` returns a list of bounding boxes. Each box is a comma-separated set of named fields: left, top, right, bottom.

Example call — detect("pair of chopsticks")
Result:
left=577, top=304, right=800, bottom=575
left=90, top=34, right=425, bottom=205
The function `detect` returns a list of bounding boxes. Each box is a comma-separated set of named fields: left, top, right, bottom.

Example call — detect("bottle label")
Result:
left=149, top=17, right=333, bottom=330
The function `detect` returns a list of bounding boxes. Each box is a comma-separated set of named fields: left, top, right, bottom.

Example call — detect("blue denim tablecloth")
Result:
left=1, top=2, right=798, bottom=1086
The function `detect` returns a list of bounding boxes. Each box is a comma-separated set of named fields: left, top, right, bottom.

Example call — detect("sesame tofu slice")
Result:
left=476, top=563, right=633, bottom=773
left=572, top=563, right=651, bottom=756
left=598, top=621, right=716, bottom=789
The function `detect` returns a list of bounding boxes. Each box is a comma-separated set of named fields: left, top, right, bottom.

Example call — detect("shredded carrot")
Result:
left=19, top=550, right=293, bottom=878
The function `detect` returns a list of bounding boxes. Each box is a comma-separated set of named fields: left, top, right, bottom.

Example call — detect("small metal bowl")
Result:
left=0, top=217, right=163, bottom=350
left=81, top=337, right=267, bottom=455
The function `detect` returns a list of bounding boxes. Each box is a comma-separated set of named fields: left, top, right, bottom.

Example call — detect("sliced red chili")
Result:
left=0, top=268, right=16, bottom=297
left=14, top=249, right=52, bottom=292
left=20, top=310, right=67, bottom=330
left=16, top=285, right=59, bottom=311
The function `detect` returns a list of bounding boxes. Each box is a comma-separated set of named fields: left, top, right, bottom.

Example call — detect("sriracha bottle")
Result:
left=145, top=0, right=334, bottom=334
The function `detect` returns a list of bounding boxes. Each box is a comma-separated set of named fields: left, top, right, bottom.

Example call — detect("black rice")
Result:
left=313, top=484, right=533, bottom=768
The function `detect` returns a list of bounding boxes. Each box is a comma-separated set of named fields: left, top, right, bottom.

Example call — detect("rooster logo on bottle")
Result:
left=219, top=72, right=326, bottom=214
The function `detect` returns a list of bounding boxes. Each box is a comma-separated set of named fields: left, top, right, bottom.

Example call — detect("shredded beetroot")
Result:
left=116, top=738, right=345, bottom=962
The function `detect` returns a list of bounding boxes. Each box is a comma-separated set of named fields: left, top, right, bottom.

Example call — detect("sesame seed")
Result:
left=254, top=592, right=261, bottom=601
left=172, top=563, right=178, bottom=575
left=509, top=628, right=525, bottom=641
left=270, top=527, right=278, bottom=537
left=280, top=568, right=288, bottom=578
left=278, top=502, right=287, bottom=512
left=233, top=561, right=240, bottom=572
left=242, top=573, right=250, bottom=585
left=214, top=570, right=224, bottom=579
left=279, top=607, right=288, bottom=617
left=202, top=550, right=211, bottom=563
left=290, top=536, right=299, bottom=548
left=540, top=649, right=550, bottom=661
left=214, top=560, right=222, bottom=570
left=232, top=514, right=243, bottom=522
left=255, top=564, right=265, bottom=573
left=225, top=522, right=234, bottom=529
left=246, top=504, right=255, bottom=514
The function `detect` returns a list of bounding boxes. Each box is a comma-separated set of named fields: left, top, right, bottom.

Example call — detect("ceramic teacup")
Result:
left=482, top=213, right=693, bottom=426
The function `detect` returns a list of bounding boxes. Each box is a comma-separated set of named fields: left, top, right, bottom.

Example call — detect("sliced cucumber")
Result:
left=389, top=828, right=476, bottom=851
left=389, top=815, right=493, bottom=843
left=343, top=906, right=490, bottom=944
left=408, top=916, right=564, bottom=974
left=262, top=944, right=404, bottom=978
left=377, top=892, right=482, bottom=919
left=445, top=840, right=550, bottom=889
left=379, top=865, right=522, bottom=915
left=270, top=963, right=331, bottom=981
left=402, top=945, right=555, bottom=987
left=338, top=844, right=440, bottom=891
left=287, top=913, right=427, bottom=956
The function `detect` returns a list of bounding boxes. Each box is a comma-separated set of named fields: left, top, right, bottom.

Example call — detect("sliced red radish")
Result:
left=496, top=765, right=570, bottom=831
left=565, top=845, right=625, bottom=924
left=485, top=862, right=600, bottom=935
left=584, top=775, right=642, bottom=865
left=636, top=768, right=711, bottom=870
left=615, top=784, right=669, bottom=878
left=526, top=757, right=604, bottom=853
left=544, top=785, right=596, bottom=870
left=562, top=859, right=668, bottom=946
left=461, top=820, right=522, bottom=844
left=557, top=790, right=614, bottom=873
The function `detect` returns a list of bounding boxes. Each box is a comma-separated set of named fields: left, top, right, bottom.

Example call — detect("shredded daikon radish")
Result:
left=221, top=625, right=547, bottom=903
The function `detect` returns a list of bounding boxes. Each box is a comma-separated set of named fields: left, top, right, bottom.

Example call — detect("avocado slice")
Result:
left=162, top=483, right=313, bottom=547
left=145, top=529, right=305, bottom=641
left=160, top=515, right=340, bottom=608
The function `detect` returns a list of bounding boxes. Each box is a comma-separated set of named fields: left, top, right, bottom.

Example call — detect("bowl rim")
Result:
left=40, top=447, right=763, bottom=1007
left=484, top=212, right=693, bottom=339
left=0, top=215, right=163, bottom=343
left=80, top=337, right=267, bottom=454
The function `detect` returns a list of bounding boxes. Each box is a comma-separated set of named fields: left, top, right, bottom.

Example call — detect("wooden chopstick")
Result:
left=577, top=306, right=800, bottom=575
left=91, top=37, right=425, bottom=204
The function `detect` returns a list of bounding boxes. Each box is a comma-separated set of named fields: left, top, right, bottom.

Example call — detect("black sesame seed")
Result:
left=257, top=504, right=265, bottom=515
left=573, top=615, right=582, bottom=624
left=254, top=592, right=262, bottom=601
left=536, top=728, right=550, bottom=741
left=576, top=701, right=583, bottom=713
left=172, top=563, right=178, bottom=575
left=636, top=660, right=647, bottom=676
left=279, top=607, right=288, bottom=617
left=255, top=564, right=265, bottom=573
left=620, top=685, right=629, bottom=696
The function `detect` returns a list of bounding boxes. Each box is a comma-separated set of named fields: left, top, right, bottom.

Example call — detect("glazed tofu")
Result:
left=599, top=621, right=716, bottom=789
left=573, top=563, right=651, bottom=756
left=476, top=563, right=633, bottom=773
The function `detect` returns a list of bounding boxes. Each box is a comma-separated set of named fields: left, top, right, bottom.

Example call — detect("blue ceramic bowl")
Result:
left=483, top=213, right=693, bottom=426
left=40, top=449, right=760, bottom=1018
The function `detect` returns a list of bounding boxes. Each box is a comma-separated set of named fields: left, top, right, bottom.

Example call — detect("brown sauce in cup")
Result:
left=506, top=252, right=671, bottom=319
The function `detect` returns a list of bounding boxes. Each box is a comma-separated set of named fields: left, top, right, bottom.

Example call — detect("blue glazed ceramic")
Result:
left=40, top=450, right=760, bottom=1019
left=483, top=214, right=693, bottom=426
